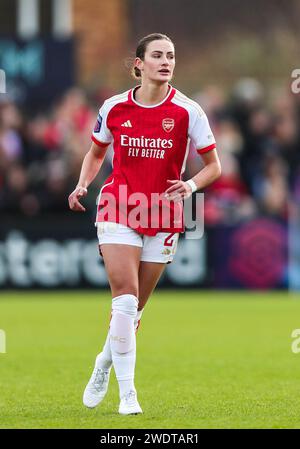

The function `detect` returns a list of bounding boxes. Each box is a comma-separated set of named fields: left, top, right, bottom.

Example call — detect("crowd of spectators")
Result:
left=0, top=78, right=299, bottom=225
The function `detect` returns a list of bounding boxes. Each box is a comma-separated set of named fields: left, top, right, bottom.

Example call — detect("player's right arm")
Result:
left=69, top=100, right=113, bottom=212
left=68, top=141, right=109, bottom=212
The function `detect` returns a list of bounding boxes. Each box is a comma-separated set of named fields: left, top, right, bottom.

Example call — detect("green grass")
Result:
left=0, top=290, right=300, bottom=429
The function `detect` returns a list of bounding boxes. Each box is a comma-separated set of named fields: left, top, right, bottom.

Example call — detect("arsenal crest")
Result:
left=162, top=118, right=174, bottom=133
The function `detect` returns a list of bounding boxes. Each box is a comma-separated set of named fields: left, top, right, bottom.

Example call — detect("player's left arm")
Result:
left=190, top=148, right=221, bottom=190
left=165, top=148, right=221, bottom=201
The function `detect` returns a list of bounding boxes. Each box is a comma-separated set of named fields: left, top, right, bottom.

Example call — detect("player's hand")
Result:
left=68, top=186, right=88, bottom=212
left=164, top=180, right=193, bottom=202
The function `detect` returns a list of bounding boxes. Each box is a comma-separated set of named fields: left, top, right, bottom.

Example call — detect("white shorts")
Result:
left=96, top=222, right=179, bottom=264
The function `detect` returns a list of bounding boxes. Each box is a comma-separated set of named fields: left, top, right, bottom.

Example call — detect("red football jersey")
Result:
left=92, top=84, right=216, bottom=236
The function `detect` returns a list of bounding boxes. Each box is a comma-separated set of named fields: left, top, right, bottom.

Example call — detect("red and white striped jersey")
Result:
left=91, top=84, right=216, bottom=236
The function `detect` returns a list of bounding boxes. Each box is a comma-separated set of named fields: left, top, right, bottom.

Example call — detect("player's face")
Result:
left=136, top=40, right=175, bottom=84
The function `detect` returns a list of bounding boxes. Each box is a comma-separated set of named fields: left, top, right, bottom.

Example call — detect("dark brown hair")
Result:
left=132, top=33, right=174, bottom=79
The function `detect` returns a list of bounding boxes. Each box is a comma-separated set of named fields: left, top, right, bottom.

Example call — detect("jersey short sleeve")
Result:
left=189, top=106, right=216, bottom=155
left=91, top=101, right=113, bottom=147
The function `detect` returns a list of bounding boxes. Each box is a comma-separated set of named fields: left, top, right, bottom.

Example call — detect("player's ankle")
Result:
left=96, top=352, right=112, bottom=371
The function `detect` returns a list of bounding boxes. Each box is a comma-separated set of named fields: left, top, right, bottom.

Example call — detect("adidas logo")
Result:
left=121, top=120, right=132, bottom=128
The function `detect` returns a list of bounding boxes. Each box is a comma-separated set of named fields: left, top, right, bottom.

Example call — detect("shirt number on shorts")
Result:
left=164, top=233, right=176, bottom=247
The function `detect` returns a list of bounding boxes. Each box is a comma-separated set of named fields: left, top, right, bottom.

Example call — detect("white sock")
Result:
left=96, top=308, right=144, bottom=371
left=135, top=309, right=144, bottom=333
left=119, top=378, right=136, bottom=398
left=95, top=333, right=111, bottom=371
left=114, top=350, right=136, bottom=398
left=109, top=294, right=138, bottom=399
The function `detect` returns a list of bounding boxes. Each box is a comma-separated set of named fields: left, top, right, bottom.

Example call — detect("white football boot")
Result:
left=83, top=355, right=111, bottom=408
left=118, top=390, right=143, bottom=415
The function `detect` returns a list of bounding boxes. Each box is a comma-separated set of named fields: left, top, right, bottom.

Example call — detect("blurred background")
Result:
left=0, top=0, right=299, bottom=290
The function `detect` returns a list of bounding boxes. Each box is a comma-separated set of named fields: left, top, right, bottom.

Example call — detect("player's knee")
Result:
left=112, top=284, right=139, bottom=299
left=112, top=294, right=138, bottom=317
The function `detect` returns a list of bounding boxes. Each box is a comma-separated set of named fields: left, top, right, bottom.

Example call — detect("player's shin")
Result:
left=109, top=294, right=138, bottom=398
left=97, top=307, right=144, bottom=371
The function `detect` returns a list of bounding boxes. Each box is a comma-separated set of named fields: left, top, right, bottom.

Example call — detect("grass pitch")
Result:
left=0, top=290, right=300, bottom=429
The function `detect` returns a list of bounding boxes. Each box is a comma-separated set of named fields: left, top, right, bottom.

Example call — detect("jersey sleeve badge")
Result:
left=93, top=114, right=103, bottom=133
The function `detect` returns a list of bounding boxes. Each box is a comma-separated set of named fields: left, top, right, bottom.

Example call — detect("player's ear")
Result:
left=134, top=57, right=143, bottom=72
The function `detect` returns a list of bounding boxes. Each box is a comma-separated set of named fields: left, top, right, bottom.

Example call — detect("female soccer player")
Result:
left=68, top=33, right=221, bottom=415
